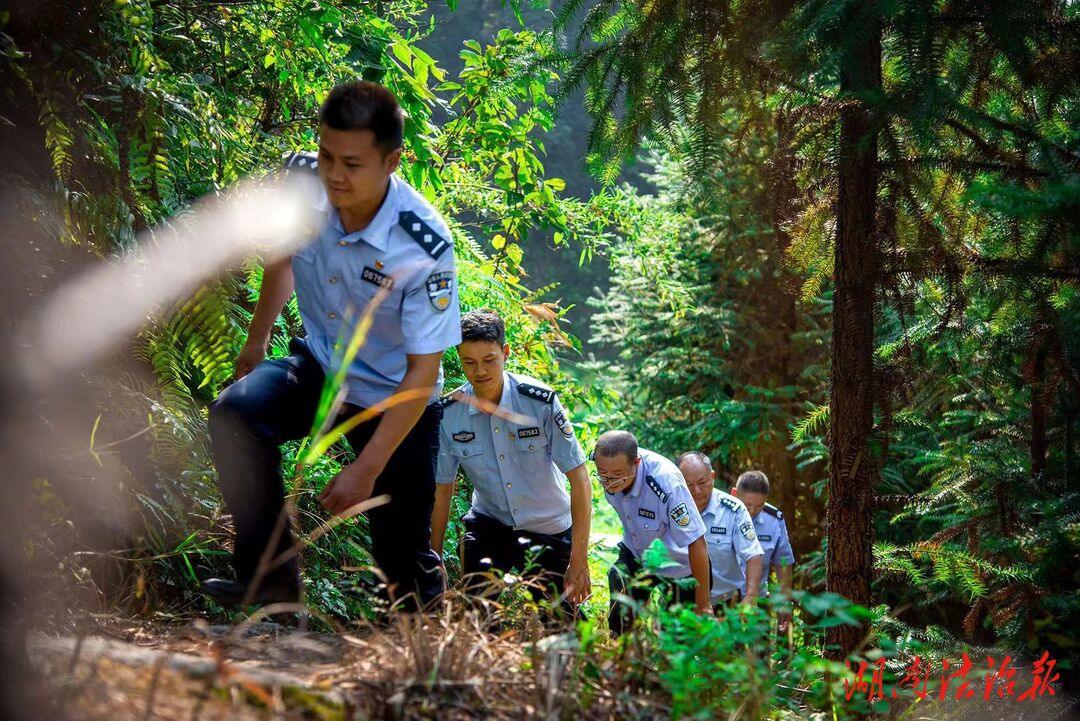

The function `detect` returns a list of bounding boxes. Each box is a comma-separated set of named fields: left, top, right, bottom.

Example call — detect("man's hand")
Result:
left=318, top=456, right=384, bottom=516
left=234, top=339, right=267, bottom=380
left=695, top=601, right=714, bottom=616
left=564, top=556, right=591, bottom=605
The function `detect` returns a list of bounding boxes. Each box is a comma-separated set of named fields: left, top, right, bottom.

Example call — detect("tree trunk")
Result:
left=825, top=7, right=882, bottom=661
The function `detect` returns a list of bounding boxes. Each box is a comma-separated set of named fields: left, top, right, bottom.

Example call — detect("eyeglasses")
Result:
left=595, top=469, right=634, bottom=485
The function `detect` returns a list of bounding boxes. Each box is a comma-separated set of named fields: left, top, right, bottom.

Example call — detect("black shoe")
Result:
left=201, top=577, right=302, bottom=607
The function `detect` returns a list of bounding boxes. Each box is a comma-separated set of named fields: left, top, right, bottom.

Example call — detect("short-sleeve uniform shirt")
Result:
left=284, top=152, right=461, bottom=408
left=436, top=373, right=587, bottom=534
left=700, top=489, right=763, bottom=599
left=604, top=448, right=707, bottom=578
left=741, top=503, right=795, bottom=595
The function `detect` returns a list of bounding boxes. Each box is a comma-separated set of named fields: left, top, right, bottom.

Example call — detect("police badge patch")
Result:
left=425, top=271, right=454, bottom=311
left=553, top=409, right=574, bottom=438
left=739, top=521, right=756, bottom=541
left=669, top=502, right=691, bottom=528
left=452, top=431, right=475, bottom=443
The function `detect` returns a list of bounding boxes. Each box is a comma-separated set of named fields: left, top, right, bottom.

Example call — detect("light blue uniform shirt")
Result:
left=740, top=503, right=795, bottom=595
left=436, top=373, right=587, bottom=534
left=604, top=449, right=706, bottom=578
left=700, top=489, right=763, bottom=600
left=284, top=152, right=461, bottom=408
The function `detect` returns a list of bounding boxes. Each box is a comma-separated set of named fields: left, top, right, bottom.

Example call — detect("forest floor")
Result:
left=20, top=611, right=1078, bottom=721
left=22, top=611, right=587, bottom=721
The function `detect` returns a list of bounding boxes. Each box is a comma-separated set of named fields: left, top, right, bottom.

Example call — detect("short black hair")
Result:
left=593, top=430, right=638, bottom=463
left=736, top=470, right=770, bottom=495
left=319, top=81, right=404, bottom=156
left=676, top=451, right=712, bottom=472
left=460, top=309, right=505, bottom=346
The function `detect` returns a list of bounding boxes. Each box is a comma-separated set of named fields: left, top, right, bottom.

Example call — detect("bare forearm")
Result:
left=743, top=555, right=763, bottom=603
left=247, top=258, right=294, bottom=345
left=566, top=464, right=592, bottom=563
left=688, top=538, right=711, bottom=611
left=431, top=482, right=454, bottom=557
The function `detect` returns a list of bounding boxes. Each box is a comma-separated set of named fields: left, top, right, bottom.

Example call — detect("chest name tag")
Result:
left=758, top=534, right=772, bottom=542
left=638, top=509, right=656, bottom=519
left=517, top=426, right=541, bottom=439
left=711, top=526, right=727, bottom=535
left=362, top=266, right=394, bottom=289
left=452, top=431, right=475, bottom=443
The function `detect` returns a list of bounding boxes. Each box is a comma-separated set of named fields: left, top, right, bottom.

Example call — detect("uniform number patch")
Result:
left=711, top=526, right=727, bottom=535
left=425, top=271, right=454, bottom=311
left=758, top=534, right=772, bottom=542
left=669, top=502, right=691, bottom=528
left=638, top=509, right=656, bottom=519
left=739, top=521, right=756, bottom=541
left=553, top=409, right=574, bottom=438
left=517, top=426, right=541, bottom=438
left=362, top=266, right=394, bottom=289
left=452, top=431, right=475, bottom=443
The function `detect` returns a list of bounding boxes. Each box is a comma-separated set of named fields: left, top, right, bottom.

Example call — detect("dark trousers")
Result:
left=207, top=338, right=444, bottom=609
left=462, top=512, right=575, bottom=620
left=607, top=542, right=703, bottom=634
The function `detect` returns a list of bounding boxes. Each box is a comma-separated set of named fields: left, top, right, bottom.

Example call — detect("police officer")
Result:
left=201, top=81, right=460, bottom=610
left=677, top=452, right=764, bottom=608
left=595, top=431, right=712, bottom=634
left=732, top=470, right=796, bottom=631
left=431, top=310, right=592, bottom=613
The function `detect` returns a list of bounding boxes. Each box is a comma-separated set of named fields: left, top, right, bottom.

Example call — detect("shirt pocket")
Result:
left=510, top=432, right=549, bottom=455
left=453, top=443, right=484, bottom=461
left=291, top=242, right=320, bottom=285
left=343, top=257, right=401, bottom=315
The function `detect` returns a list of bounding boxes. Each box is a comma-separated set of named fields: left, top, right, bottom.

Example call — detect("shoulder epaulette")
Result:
left=282, top=151, right=318, bottom=173
left=718, top=496, right=739, bottom=512
left=645, top=475, right=668, bottom=503
left=516, top=381, right=554, bottom=404
left=440, top=385, right=467, bottom=409
left=763, top=503, right=783, bottom=520
left=398, top=210, right=450, bottom=259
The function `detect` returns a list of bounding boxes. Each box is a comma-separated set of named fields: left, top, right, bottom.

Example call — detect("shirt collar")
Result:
left=328, top=174, right=399, bottom=252
left=467, top=372, right=511, bottom=416
left=703, top=489, right=722, bottom=518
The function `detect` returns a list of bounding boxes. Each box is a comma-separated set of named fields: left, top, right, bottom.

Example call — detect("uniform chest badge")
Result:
left=452, top=431, right=475, bottom=443
left=517, top=426, right=541, bottom=439
left=669, top=502, right=691, bottom=528
left=638, top=509, right=656, bottom=519
left=362, top=266, right=394, bottom=289
left=758, top=534, right=772, bottom=542
left=425, top=271, right=454, bottom=311
left=711, top=526, right=726, bottom=535
left=374, top=259, right=385, bottom=269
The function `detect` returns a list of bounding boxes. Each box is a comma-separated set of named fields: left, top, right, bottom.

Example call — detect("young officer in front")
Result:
left=201, top=81, right=460, bottom=611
